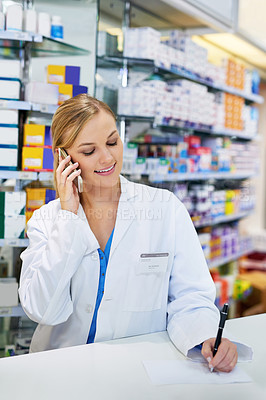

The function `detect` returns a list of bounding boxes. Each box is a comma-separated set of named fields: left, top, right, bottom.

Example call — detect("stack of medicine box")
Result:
left=25, top=187, right=56, bottom=227
left=0, top=191, right=26, bottom=239
left=0, top=60, right=21, bottom=170
left=214, top=92, right=244, bottom=131
left=223, top=59, right=245, bottom=91
left=22, top=124, right=53, bottom=172
left=47, top=65, right=88, bottom=105
left=123, top=27, right=161, bottom=60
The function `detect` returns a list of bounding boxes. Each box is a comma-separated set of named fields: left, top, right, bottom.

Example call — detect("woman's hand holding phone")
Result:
left=56, top=149, right=82, bottom=215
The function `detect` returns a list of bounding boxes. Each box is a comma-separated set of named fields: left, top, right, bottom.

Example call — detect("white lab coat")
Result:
left=19, top=175, right=220, bottom=355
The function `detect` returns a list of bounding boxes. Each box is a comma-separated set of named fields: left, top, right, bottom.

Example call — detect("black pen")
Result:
left=210, top=303, right=229, bottom=372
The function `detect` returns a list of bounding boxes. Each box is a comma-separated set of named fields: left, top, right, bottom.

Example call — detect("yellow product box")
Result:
left=25, top=210, right=34, bottom=226
left=22, top=146, right=53, bottom=171
left=225, top=94, right=233, bottom=104
left=26, top=188, right=56, bottom=211
left=225, top=104, right=233, bottom=112
left=57, top=83, right=88, bottom=105
left=23, top=124, right=52, bottom=147
left=47, top=65, right=80, bottom=85
left=210, top=238, right=221, bottom=247
left=225, top=202, right=234, bottom=215
left=232, top=121, right=240, bottom=130
left=225, top=120, right=233, bottom=129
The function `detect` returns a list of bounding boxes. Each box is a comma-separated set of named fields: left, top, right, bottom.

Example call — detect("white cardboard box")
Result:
left=0, top=278, right=18, bottom=307
left=0, top=127, right=19, bottom=146
left=25, top=82, right=59, bottom=105
left=0, top=147, right=18, bottom=168
left=0, top=215, right=26, bottom=239
left=0, top=109, right=18, bottom=125
left=0, top=80, right=20, bottom=100
left=0, top=60, right=21, bottom=79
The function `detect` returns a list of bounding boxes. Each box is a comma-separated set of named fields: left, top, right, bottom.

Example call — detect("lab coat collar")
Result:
left=110, top=176, right=137, bottom=258
left=119, top=175, right=138, bottom=201
left=76, top=175, right=137, bottom=218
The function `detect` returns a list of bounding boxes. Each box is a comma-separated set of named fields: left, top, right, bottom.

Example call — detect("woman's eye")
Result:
left=84, top=149, right=95, bottom=156
left=108, top=141, right=117, bottom=146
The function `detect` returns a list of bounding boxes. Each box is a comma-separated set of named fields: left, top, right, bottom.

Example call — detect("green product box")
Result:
left=0, top=191, right=26, bottom=215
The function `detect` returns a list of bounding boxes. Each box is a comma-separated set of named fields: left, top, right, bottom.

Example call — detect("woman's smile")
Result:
left=94, top=162, right=116, bottom=175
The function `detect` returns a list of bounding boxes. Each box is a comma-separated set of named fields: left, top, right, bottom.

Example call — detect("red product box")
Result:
left=184, top=135, right=201, bottom=149
left=188, top=146, right=211, bottom=156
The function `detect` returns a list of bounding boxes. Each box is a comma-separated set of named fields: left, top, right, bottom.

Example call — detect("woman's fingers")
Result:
left=66, top=168, right=81, bottom=183
left=56, top=154, right=80, bottom=186
left=212, top=341, right=238, bottom=372
left=55, top=150, right=81, bottom=214
left=202, top=338, right=238, bottom=373
left=56, top=154, right=71, bottom=174
left=61, top=162, right=79, bottom=181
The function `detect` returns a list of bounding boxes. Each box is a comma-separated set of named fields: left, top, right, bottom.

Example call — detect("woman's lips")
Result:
left=94, top=163, right=116, bottom=176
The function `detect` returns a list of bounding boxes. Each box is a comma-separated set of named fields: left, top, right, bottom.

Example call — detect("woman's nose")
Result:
left=99, top=147, right=113, bottom=165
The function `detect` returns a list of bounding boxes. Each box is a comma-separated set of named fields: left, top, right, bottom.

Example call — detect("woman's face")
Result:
left=67, top=110, right=123, bottom=192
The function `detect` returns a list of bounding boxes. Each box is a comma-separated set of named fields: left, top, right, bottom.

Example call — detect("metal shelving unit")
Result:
left=0, top=305, right=26, bottom=318
left=0, top=100, right=58, bottom=114
left=97, top=56, right=264, bottom=104
left=148, top=171, right=257, bottom=183
left=0, top=31, right=89, bottom=58
left=208, top=246, right=254, bottom=269
left=0, top=238, right=29, bottom=247
left=194, top=210, right=253, bottom=229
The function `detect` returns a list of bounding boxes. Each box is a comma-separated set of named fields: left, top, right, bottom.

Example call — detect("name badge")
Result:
left=137, top=253, right=169, bottom=274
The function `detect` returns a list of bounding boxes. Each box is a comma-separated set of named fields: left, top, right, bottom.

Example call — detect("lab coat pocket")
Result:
left=123, top=253, right=169, bottom=312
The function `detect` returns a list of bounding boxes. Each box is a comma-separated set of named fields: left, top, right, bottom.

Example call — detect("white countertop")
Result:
left=0, top=313, right=265, bottom=400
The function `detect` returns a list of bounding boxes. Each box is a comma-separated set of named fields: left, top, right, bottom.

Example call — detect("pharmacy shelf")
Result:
left=169, top=64, right=264, bottom=104
left=30, top=35, right=90, bottom=57
left=0, top=101, right=58, bottom=113
left=0, top=100, right=31, bottom=111
left=159, top=123, right=258, bottom=141
left=117, top=115, right=154, bottom=123
left=0, top=170, right=54, bottom=182
left=0, top=238, right=29, bottom=247
left=148, top=171, right=257, bottom=182
left=208, top=245, right=254, bottom=269
left=0, top=170, right=38, bottom=180
left=122, top=116, right=258, bottom=141
left=31, top=103, right=58, bottom=114
left=0, top=31, right=89, bottom=57
left=0, top=305, right=26, bottom=318
left=0, top=31, right=40, bottom=49
left=194, top=210, right=253, bottom=229
left=38, top=172, right=53, bottom=181
left=97, top=56, right=264, bottom=104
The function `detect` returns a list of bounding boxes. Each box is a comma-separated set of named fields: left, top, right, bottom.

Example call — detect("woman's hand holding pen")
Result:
left=56, top=152, right=82, bottom=215
left=201, top=337, right=238, bottom=372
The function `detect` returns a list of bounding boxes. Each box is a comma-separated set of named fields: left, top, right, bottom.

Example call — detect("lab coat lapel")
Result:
left=110, top=176, right=137, bottom=257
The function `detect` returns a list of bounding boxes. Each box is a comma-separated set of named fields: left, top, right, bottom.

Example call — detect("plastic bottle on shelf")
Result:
left=6, top=4, right=23, bottom=31
left=0, top=1, right=4, bottom=31
left=37, top=12, right=50, bottom=37
left=50, top=16, right=63, bottom=40
left=24, top=9, right=37, bottom=34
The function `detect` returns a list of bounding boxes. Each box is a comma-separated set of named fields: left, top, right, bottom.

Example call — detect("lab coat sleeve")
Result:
left=167, top=199, right=220, bottom=356
left=19, top=207, right=99, bottom=326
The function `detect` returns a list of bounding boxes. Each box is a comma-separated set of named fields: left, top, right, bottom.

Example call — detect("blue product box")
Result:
left=73, top=85, right=88, bottom=97
left=65, top=66, right=80, bottom=85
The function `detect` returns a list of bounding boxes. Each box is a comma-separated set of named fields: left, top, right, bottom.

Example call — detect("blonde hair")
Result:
left=51, top=94, right=116, bottom=196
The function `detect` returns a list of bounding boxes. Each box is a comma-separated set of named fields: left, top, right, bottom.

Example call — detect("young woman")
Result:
left=19, top=94, right=238, bottom=372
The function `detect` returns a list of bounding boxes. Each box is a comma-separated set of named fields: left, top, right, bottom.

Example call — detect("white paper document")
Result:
left=143, top=360, right=252, bottom=385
